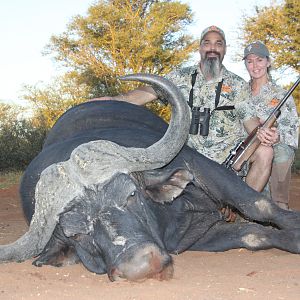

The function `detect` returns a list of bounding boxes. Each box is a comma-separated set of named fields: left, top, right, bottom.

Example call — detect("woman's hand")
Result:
left=256, top=127, right=280, bottom=146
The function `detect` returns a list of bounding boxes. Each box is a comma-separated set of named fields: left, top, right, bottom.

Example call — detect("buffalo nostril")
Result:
left=144, top=251, right=173, bottom=280
left=114, top=245, right=173, bottom=281
left=108, top=267, right=124, bottom=282
left=147, top=251, right=164, bottom=272
left=151, top=263, right=174, bottom=281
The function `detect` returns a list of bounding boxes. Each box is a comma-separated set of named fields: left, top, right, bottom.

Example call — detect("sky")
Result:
left=0, top=0, right=277, bottom=105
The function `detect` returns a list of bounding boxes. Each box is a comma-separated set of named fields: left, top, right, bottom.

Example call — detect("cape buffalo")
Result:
left=1, top=74, right=300, bottom=282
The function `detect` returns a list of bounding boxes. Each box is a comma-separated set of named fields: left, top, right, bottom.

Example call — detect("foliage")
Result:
left=20, top=1, right=198, bottom=126
left=43, top=0, right=198, bottom=96
left=146, top=101, right=171, bottom=122
left=239, top=0, right=299, bottom=73
left=0, top=103, right=20, bottom=124
left=22, top=0, right=197, bottom=128
left=285, top=81, right=300, bottom=115
left=22, top=73, right=91, bottom=129
left=0, top=104, right=47, bottom=171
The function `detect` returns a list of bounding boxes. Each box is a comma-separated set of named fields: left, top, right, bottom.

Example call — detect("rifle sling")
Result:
left=213, top=79, right=235, bottom=111
left=188, top=70, right=198, bottom=108
left=214, top=79, right=223, bottom=108
left=189, top=72, right=235, bottom=111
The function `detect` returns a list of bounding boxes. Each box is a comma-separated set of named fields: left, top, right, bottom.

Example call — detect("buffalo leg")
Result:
left=221, top=188, right=300, bottom=230
left=194, top=163, right=300, bottom=230
left=189, top=221, right=300, bottom=253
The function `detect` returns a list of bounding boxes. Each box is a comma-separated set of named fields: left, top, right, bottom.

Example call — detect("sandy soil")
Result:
left=0, top=175, right=299, bottom=300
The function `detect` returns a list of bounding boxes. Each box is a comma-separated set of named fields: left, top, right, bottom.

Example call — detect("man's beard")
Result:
left=202, top=53, right=222, bottom=80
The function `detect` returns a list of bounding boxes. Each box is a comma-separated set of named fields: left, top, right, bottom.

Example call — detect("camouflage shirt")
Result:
left=237, top=81, right=299, bottom=149
left=164, top=64, right=248, bottom=163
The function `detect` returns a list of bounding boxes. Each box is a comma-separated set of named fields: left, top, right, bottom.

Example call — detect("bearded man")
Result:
left=94, top=26, right=279, bottom=193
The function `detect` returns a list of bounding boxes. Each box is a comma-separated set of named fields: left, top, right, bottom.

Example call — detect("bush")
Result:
left=0, top=119, right=47, bottom=171
left=145, top=101, right=171, bottom=123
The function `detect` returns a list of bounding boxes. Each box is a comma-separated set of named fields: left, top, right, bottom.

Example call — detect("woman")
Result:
left=242, top=41, right=299, bottom=210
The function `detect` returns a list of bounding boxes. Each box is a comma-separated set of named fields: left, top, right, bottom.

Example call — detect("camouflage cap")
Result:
left=243, top=41, right=270, bottom=60
left=200, top=25, right=226, bottom=44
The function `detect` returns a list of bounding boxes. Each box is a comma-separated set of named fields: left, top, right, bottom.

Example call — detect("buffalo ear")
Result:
left=59, top=203, right=91, bottom=237
left=59, top=188, right=97, bottom=237
left=144, top=168, right=193, bottom=203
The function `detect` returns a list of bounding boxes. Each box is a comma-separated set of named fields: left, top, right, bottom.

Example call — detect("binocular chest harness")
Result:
left=188, top=69, right=235, bottom=136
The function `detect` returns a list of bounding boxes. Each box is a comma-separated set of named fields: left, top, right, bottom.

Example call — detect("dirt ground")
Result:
left=0, top=175, right=299, bottom=300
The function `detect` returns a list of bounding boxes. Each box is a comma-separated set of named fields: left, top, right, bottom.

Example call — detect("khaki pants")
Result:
left=269, top=144, right=295, bottom=206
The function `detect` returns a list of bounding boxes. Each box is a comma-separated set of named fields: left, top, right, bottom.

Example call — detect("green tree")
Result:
left=45, top=0, right=197, bottom=95
left=0, top=103, right=20, bottom=125
left=240, top=0, right=299, bottom=73
left=23, top=0, right=197, bottom=124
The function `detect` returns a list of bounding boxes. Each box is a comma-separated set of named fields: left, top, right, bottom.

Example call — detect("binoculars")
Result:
left=189, top=107, right=211, bottom=136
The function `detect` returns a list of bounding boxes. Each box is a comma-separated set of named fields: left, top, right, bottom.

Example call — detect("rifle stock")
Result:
left=227, top=114, right=278, bottom=171
left=223, top=77, right=300, bottom=172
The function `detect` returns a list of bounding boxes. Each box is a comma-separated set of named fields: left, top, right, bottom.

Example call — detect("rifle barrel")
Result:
left=274, top=77, right=299, bottom=112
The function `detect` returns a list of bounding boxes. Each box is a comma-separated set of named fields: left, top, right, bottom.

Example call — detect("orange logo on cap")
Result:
left=268, top=98, right=279, bottom=107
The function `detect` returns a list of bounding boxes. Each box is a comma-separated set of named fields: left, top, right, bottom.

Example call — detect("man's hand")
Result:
left=88, top=86, right=158, bottom=105
left=256, top=127, right=279, bottom=146
left=89, top=96, right=113, bottom=101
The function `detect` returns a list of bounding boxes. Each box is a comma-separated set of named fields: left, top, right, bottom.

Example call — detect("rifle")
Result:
left=223, top=76, right=300, bottom=172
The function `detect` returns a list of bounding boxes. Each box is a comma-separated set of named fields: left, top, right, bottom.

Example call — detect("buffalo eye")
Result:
left=118, top=190, right=137, bottom=209
left=126, top=190, right=137, bottom=206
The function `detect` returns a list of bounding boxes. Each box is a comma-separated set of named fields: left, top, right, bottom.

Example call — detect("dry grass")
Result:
left=0, top=171, right=22, bottom=189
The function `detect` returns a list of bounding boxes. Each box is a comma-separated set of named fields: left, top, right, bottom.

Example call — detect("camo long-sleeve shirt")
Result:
left=160, top=64, right=249, bottom=163
left=236, top=81, right=299, bottom=149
